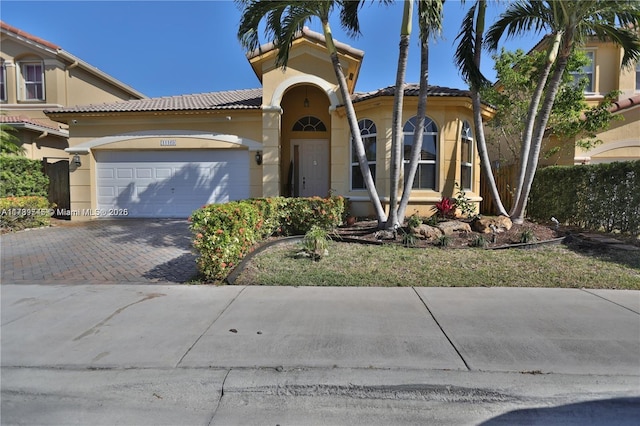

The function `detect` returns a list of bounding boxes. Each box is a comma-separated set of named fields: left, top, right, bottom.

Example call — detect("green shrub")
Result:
left=247, top=197, right=288, bottom=238
left=529, top=161, right=640, bottom=233
left=0, top=196, right=51, bottom=231
left=0, top=155, right=49, bottom=197
left=190, top=196, right=346, bottom=282
left=190, top=201, right=262, bottom=281
left=280, top=196, right=346, bottom=235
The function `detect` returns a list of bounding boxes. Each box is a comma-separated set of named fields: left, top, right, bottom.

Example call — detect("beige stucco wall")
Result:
left=576, top=105, right=640, bottom=164
left=334, top=97, right=482, bottom=218
left=1, top=34, right=143, bottom=161
left=57, top=110, right=264, bottom=220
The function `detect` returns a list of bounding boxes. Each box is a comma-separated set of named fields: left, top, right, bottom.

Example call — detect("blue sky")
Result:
left=1, top=0, right=539, bottom=99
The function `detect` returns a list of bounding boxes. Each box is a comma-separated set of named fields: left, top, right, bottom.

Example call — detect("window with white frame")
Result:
left=292, top=115, right=327, bottom=131
left=18, top=60, right=45, bottom=101
left=635, top=62, right=640, bottom=92
left=0, top=62, right=6, bottom=101
left=403, top=116, right=438, bottom=190
left=571, top=50, right=594, bottom=93
left=460, top=121, right=473, bottom=190
left=351, top=119, right=376, bottom=190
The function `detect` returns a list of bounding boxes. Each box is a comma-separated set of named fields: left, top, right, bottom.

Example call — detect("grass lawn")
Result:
left=232, top=240, right=640, bottom=289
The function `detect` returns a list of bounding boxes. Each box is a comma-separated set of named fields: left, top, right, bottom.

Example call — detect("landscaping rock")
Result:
left=375, top=229, right=397, bottom=240
left=410, top=224, right=443, bottom=241
left=436, top=221, right=472, bottom=236
left=472, top=216, right=513, bottom=234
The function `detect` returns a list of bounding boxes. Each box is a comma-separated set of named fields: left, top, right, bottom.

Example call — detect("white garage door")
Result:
left=95, top=150, right=250, bottom=218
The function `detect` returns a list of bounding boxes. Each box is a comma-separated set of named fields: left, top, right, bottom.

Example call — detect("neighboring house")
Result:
left=569, top=37, right=640, bottom=165
left=490, top=36, right=639, bottom=168
left=0, top=21, right=145, bottom=160
left=45, top=27, right=493, bottom=220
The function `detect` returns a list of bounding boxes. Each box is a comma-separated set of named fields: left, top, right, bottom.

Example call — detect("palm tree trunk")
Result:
left=321, top=20, right=387, bottom=226
left=470, top=0, right=508, bottom=217
left=472, top=90, right=508, bottom=216
left=397, top=37, right=428, bottom=224
left=388, top=0, right=413, bottom=229
left=511, top=47, right=570, bottom=223
left=510, top=32, right=562, bottom=216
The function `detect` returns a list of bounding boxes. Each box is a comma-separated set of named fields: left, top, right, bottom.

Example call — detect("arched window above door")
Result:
left=292, top=116, right=327, bottom=132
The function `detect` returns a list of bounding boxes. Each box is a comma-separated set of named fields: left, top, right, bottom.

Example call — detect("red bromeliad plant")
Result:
left=435, top=197, right=456, bottom=219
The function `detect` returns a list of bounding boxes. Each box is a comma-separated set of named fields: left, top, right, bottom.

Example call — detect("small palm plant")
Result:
left=302, top=225, right=330, bottom=261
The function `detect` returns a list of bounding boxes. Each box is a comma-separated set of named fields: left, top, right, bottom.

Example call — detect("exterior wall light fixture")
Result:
left=255, top=151, right=263, bottom=165
left=304, top=87, right=310, bottom=108
left=73, top=154, right=81, bottom=167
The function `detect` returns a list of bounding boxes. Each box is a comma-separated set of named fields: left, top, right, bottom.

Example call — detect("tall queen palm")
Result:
left=485, top=0, right=640, bottom=223
left=236, top=0, right=388, bottom=226
left=454, top=0, right=509, bottom=217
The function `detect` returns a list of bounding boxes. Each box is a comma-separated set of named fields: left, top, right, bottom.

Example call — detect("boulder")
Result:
left=436, top=220, right=472, bottom=236
left=471, top=216, right=513, bottom=234
left=410, top=224, right=443, bottom=240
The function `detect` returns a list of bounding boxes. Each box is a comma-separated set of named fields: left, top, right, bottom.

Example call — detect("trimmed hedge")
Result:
left=529, top=161, right=640, bottom=233
left=0, top=196, right=52, bottom=231
left=0, top=155, right=49, bottom=197
left=190, top=196, right=346, bottom=281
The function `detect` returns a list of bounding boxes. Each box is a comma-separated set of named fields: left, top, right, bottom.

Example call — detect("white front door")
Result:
left=293, top=139, right=329, bottom=197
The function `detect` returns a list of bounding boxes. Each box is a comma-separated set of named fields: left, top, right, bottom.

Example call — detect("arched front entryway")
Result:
left=280, top=84, right=332, bottom=197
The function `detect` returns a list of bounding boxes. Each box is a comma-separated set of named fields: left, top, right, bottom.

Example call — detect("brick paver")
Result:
left=0, top=220, right=197, bottom=284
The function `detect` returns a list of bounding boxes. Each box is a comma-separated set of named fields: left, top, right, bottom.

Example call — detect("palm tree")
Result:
left=236, top=0, right=388, bottom=226
left=454, top=0, right=509, bottom=217
left=387, top=0, right=414, bottom=229
left=396, top=0, right=445, bottom=224
left=0, top=124, right=24, bottom=155
left=485, top=0, right=640, bottom=223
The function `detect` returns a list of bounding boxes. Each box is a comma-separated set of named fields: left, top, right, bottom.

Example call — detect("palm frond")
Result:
left=417, top=0, right=444, bottom=41
left=454, top=2, right=489, bottom=88
left=485, top=1, right=552, bottom=51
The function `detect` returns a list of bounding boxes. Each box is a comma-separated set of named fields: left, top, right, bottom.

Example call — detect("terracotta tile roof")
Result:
left=352, top=84, right=473, bottom=103
left=44, top=88, right=263, bottom=114
left=0, top=21, right=59, bottom=51
left=0, top=115, right=65, bottom=132
left=609, top=94, right=640, bottom=113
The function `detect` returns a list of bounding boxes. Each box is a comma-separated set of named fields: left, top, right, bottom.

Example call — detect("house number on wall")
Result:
left=160, top=139, right=177, bottom=146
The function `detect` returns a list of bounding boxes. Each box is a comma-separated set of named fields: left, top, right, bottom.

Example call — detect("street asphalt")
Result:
left=1, top=221, right=639, bottom=424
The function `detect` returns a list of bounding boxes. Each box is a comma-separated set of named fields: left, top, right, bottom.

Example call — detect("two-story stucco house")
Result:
left=44, top=27, right=493, bottom=221
left=0, top=21, right=145, bottom=160
left=568, top=37, right=640, bottom=165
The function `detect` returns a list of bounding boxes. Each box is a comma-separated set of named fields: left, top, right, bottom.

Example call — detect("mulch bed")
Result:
left=333, top=218, right=562, bottom=249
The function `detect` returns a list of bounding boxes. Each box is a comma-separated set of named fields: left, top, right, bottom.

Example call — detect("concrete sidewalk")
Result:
left=2, top=285, right=639, bottom=424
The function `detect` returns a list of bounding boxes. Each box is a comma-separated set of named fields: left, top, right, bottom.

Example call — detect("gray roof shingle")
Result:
left=45, top=85, right=473, bottom=116
left=352, top=84, right=472, bottom=103
left=44, top=88, right=263, bottom=114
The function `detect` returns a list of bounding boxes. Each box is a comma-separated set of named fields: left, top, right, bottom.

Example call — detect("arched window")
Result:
left=351, top=119, right=376, bottom=190
left=461, top=121, right=473, bottom=190
left=17, top=56, right=45, bottom=101
left=292, top=116, right=327, bottom=131
left=402, top=116, right=438, bottom=190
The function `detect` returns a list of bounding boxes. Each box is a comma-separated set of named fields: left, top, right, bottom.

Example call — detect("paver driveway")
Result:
left=0, top=220, right=197, bottom=284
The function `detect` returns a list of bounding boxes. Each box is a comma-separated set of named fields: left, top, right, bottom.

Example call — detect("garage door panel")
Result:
left=95, top=150, right=249, bottom=218
left=155, top=168, right=172, bottom=179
